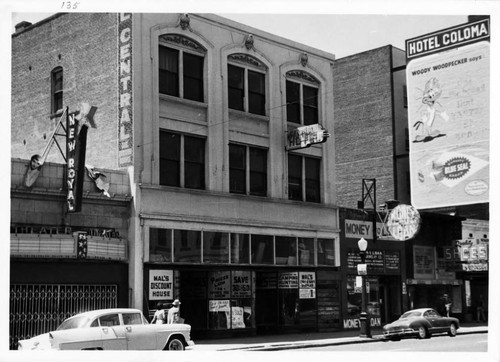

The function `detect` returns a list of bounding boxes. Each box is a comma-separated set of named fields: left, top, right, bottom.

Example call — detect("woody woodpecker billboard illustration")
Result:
left=405, top=18, right=490, bottom=209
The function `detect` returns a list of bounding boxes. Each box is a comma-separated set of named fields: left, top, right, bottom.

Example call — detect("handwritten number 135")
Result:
left=61, top=2, right=80, bottom=9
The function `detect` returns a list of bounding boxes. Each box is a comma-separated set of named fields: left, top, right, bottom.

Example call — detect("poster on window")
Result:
left=209, top=271, right=230, bottom=299
left=232, top=271, right=252, bottom=298
left=231, top=307, right=246, bottom=329
left=149, top=270, right=173, bottom=300
left=278, top=272, right=298, bottom=289
left=209, top=299, right=230, bottom=312
left=299, top=272, right=316, bottom=299
left=406, top=19, right=490, bottom=209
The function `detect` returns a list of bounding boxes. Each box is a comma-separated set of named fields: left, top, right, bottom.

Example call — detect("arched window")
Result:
left=285, top=70, right=319, bottom=125
left=51, top=67, right=63, bottom=115
left=227, top=54, right=267, bottom=116
left=158, top=34, right=206, bottom=102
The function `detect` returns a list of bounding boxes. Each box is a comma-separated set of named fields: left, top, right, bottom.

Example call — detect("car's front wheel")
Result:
left=417, top=326, right=429, bottom=339
left=448, top=323, right=457, bottom=337
left=166, top=337, right=185, bottom=351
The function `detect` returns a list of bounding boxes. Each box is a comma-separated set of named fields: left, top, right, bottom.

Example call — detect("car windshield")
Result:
left=400, top=311, right=422, bottom=319
left=57, top=316, right=91, bottom=330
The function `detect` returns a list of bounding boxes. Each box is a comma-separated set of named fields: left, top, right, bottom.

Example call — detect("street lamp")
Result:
left=358, top=237, right=371, bottom=338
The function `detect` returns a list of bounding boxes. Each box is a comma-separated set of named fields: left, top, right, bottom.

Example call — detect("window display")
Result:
left=208, top=270, right=254, bottom=330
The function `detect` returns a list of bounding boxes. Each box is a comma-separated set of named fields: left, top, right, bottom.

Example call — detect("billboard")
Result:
left=406, top=18, right=490, bottom=209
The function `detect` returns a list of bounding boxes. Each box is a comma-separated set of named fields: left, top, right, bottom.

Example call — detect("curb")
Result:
left=214, top=328, right=488, bottom=351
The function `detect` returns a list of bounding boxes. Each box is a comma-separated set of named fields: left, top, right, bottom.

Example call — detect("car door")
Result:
left=97, top=313, right=127, bottom=350
left=424, top=310, right=447, bottom=333
left=119, top=312, right=158, bottom=350
left=423, top=310, right=440, bottom=333
left=430, top=310, right=451, bottom=332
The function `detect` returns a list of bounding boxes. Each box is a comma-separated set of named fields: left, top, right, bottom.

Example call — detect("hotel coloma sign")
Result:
left=406, top=18, right=489, bottom=60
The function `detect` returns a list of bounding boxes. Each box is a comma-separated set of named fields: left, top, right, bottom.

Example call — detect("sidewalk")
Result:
left=191, top=322, right=488, bottom=351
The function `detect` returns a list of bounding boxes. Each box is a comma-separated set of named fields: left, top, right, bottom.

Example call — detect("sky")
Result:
left=8, top=10, right=470, bottom=59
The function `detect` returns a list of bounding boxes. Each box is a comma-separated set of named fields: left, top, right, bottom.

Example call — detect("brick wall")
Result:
left=333, top=46, right=396, bottom=208
left=11, top=13, right=121, bottom=170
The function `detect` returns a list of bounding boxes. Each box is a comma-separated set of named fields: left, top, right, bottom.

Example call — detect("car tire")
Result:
left=448, top=323, right=457, bottom=337
left=166, top=337, right=185, bottom=351
left=417, top=326, right=428, bottom=339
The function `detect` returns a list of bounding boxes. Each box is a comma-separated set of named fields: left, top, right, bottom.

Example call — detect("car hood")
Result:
left=18, top=333, right=52, bottom=350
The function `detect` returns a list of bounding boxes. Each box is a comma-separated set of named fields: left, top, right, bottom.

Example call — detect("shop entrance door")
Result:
left=255, top=272, right=278, bottom=334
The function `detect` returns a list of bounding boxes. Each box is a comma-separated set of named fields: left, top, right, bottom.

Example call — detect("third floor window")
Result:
left=227, top=54, right=267, bottom=116
left=158, top=34, right=205, bottom=102
left=286, top=75, right=319, bottom=125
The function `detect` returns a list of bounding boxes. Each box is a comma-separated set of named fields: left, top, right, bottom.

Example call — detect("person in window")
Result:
left=151, top=302, right=166, bottom=324
left=167, top=299, right=182, bottom=324
left=440, top=293, right=452, bottom=317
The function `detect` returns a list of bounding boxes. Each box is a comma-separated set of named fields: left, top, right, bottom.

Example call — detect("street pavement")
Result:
left=191, top=322, right=488, bottom=351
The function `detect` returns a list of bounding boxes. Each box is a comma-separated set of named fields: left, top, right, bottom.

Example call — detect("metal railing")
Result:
left=9, top=284, right=117, bottom=350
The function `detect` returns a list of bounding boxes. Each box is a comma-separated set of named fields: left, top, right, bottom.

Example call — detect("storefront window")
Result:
left=230, top=233, right=250, bottom=264
left=275, top=236, right=297, bottom=265
left=317, top=238, right=336, bottom=266
left=251, top=234, right=273, bottom=264
left=231, top=270, right=254, bottom=328
left=174, top=229, right=201, bottom=263
left=149, top=228, right=172, bottom=262
left=208, top=271, right=254, bottom=329
left=299, top=238, right=314, bottom=265
left=203, top=232, right=229, bottom=263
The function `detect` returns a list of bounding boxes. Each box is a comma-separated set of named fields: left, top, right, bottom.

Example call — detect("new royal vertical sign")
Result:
left=66, top=111, right=77, bottom=212
left=406, top=19, right=490, bottom=209
left=118, top=13, right=133, bottom=167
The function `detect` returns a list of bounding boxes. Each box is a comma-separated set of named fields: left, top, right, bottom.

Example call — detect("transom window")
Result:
left=229, top=143, right=267, bottom=196
left=159, top=34, right=205, bottom=102
left=286, top=72, right=319, bottom=125
left=227, top=54, right=266, bottom=116
left=149, top=228, right=337, bottom=266
left=288, top=154, right=321, bottom=203
left=159, top=130, right=205, bottom=190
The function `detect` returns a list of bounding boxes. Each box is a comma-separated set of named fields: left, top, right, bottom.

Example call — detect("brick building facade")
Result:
left=11, top=13, right=120, bottom=169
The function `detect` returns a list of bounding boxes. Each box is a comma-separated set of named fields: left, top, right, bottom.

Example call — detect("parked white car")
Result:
left=18, top=308, right=195, bottom=351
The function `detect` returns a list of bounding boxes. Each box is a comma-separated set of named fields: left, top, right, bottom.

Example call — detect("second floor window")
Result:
left=51, top=67, right=63, bottom=115
left=229, top=143, right=267, bottom=196
left=159, top=44, right=204, bottom=102
left=286, top=79, right=318, bottom=125
left=159, top=131, right=205, bottom=190
left=228, top=62, right=266, bottom=116
left=288, top=154, right=320, bottom=203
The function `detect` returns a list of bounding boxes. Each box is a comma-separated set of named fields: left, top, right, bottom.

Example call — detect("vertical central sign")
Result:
left=118, top=13, right=133, bottom=167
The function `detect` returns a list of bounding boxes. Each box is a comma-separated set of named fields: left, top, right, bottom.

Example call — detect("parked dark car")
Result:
left=383, top=308, right=460, bottom=340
